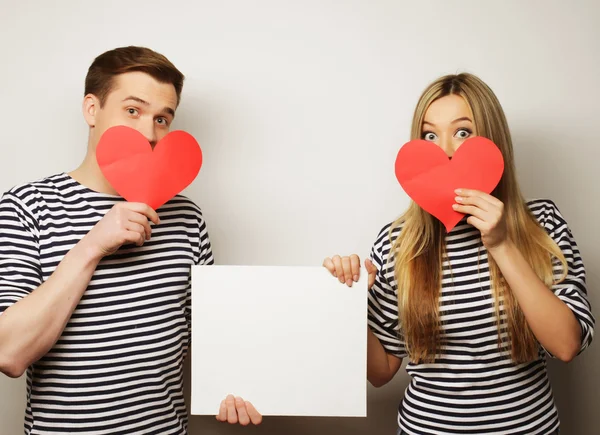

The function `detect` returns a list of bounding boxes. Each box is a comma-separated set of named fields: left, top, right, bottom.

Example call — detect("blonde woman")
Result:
left=323, top=73, right=594, bottom=435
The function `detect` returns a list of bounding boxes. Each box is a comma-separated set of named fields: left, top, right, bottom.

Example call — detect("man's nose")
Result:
left=140, top=122, right=157, bottom=148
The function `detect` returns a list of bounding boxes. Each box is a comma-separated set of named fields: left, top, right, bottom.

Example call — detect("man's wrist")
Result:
left=72, top=236, right=104, bottom=266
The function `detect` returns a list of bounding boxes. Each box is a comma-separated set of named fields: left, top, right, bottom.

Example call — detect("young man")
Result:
left=0, top=46, right=260, bottom=433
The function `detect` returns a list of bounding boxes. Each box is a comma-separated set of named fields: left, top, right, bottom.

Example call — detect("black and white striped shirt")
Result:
left=368, top=199, right=594, bottom=435
left=0, top=173, right=213, bottom=434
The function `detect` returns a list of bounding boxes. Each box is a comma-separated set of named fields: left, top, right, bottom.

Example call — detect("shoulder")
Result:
left=164, top=194, right=204, bottom=213
left=526, top=198, right=569, bottom=234
left=373, top=219, right=404, bottom=250
left=168, top=195, right=213, bottom=262
left=370, top=218, right=404, bottom=272
left=0, top=173, right=66, bottom=215
left=163, top=194, right=208, bottom=227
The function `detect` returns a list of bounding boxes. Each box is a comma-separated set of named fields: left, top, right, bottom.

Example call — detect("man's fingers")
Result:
left=226, top=394, right=237, bottom=424
left=125, top=221, right=149, bottom=242
left=235, top=397, right=250, bottom=426
left=128, top=213, right=153, bottom=240
left=245, top=401, right=263, bottom=425
left=125, top=221, right=145, bottom=236
left=216, top=399, right=227, bottom=422
left=122, top=228, right=145, bottom=247
left=124, top=202, right=160, bottom=225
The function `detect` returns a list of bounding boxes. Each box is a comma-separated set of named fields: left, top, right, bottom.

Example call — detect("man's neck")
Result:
left=68, top=153, right=118, bottom=196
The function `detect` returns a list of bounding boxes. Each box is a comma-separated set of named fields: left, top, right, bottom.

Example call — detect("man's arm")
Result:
left=0, top=241, right=100, bottom=377
left=0, top=200, right=159, bottom=378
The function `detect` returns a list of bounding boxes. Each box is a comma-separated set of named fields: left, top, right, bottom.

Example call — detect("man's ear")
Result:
left=83, top=94, right=99, bottom=127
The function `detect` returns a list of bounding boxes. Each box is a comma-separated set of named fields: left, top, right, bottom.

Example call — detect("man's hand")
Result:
left=216, top=394, right=262, bottom=426
left=81, top=202, right=160, bottom=259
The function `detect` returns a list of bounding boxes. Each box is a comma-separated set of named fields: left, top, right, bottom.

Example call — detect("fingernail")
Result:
left=455, top=196, right=463, bottom=202
left=455, top=189, right=462, bottom=194
left=452, top=204, right=459, bottom=209
left=353, top=275, right=359, bottom=282
left=333, top=272, right=337, bottom=277
left=346, top=279, right=353, bottom=287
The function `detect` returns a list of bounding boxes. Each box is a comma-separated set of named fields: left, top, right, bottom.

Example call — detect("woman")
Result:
left=323, top=73, right=594, bottom=434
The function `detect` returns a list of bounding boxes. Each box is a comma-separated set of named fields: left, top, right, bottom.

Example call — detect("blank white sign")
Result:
left=191, top=265, right=368, bottom=417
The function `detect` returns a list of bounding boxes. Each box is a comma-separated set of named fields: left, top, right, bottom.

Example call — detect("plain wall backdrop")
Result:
left=0, top=0, right=598, bottom=434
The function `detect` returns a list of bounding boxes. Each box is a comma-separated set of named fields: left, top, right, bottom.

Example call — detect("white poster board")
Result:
left=191, top=265, right=368, bottom=417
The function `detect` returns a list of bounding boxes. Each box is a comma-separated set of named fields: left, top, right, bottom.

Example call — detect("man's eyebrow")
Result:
left=161, top=107, right=176, bottom=118
left=122, top=96, right=149, bottom=105
left=122, top=96, right=175, bottom=118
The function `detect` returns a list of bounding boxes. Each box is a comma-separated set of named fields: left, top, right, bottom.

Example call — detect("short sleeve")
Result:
left=194, top=209, right=214, bottom=267
left=367, top=223, right=408, bottom=359
left=539, top=200, right=594, bottom=355
left=0, top=192, right=42, bottom=315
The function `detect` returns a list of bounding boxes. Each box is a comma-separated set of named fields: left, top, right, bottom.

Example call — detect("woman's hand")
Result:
left=453, top=188, right=508, bottom=250
left=322, top=254, right=377, bottom=289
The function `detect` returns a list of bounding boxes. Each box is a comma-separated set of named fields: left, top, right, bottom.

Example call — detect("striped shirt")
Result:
left=0, top=173, right=214, bottom=434
left=368, top=199, right=594, bottom=435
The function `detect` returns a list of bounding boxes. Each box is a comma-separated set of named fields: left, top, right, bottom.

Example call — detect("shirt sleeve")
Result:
left=191, top=204, right=214, bottom=267
left=541, top=200, right=594, bottom=356
left=0, top=192, right=42, bottom=315
left=367, top=223, right=408, bottom=359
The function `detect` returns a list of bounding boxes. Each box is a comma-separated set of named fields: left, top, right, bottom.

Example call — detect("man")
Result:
left=0, top=46, right=261, bottom=433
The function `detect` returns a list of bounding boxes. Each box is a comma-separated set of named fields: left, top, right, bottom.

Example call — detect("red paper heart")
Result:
left=96, top=125, right=203, bottom=210
left=395, top=136, right=504, bottom=232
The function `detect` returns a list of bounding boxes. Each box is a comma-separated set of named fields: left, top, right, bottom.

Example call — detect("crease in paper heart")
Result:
left=96, top=126, right=202, bottom=210
left=395, top=137, right=504, bottom=232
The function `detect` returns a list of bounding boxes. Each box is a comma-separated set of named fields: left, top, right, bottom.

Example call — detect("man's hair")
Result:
left=84, top=46, right=184, bottom=107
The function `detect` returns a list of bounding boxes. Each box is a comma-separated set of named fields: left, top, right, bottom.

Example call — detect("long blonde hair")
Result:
left=391, top=73, right=567, bottom=364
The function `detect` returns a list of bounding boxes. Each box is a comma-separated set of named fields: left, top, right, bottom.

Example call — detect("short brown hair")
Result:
left=84, top=46, right=185, bottom=107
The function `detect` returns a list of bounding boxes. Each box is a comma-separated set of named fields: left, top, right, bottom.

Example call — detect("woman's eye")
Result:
left=128, top=108, right=138, bottom=116
left=423, top=132, right=437, bottom=141
left=455, top=128, right=471, bottom=139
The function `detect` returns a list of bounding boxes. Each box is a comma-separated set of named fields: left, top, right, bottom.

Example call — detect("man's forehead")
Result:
left=110, top=72, right=178, bottom=108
